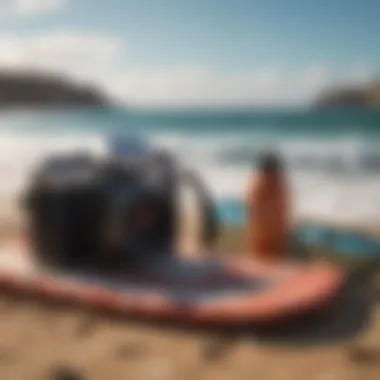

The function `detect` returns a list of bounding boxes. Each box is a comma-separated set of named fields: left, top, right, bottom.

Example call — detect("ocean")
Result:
left=1, top=107, right=380, bottom=227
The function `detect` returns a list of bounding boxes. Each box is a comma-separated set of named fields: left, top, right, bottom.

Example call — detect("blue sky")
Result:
left=0, top=0, right=378, bottom=106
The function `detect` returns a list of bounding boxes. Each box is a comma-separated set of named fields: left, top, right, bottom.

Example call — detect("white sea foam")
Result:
left=0, top=128, right=380, bottom=226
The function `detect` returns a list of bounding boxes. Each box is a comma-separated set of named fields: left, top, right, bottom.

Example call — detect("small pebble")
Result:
left=51, top=365, right=84, bottom=380
left=202, top=337, right=235, bottom=362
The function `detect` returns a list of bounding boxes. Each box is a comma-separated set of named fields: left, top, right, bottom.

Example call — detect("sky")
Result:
left=0, top=0, right=379, bottom=107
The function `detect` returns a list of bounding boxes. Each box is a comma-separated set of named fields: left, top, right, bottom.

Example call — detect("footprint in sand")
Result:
left=0, top=347, right=18, bottom=364
left=74, top=315, right=98, bottom=339
left=348, top=346, right=380, bottom=365
left=114, top=341, right=148, bottom=359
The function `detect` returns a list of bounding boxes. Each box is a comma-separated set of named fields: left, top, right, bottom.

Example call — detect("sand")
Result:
left=0, top=286, right=379, bottom=380
left=0, top=204, right=379, bottom=380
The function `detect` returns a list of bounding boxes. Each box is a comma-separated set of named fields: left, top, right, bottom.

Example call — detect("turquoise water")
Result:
left=1, top=107, right=380, bottom=227
left=3, top=107, right=380, bottom=136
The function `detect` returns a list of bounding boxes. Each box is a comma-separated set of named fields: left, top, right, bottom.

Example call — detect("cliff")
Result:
left=0, top=71, right=110, bottom=109
left=316, top=82, right=380, bottom=108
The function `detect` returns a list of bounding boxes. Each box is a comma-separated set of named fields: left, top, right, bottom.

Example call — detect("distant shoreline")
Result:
left=0, top=70, right=110, bottom=109
left=316, top=82, right=380, bottom=109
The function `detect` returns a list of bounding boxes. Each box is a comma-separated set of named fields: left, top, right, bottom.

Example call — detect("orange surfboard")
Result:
left=0, top=241, right=345, bottom=326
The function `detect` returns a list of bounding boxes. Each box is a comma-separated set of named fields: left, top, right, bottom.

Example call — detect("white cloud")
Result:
left=106, top=64, right=376, bottom=107
left=0, top=31, right=122, bottom=84
left=343, top=62, right=374, bottom=86
left=0, top=29, right=375, bottom=106
left=4, top=0, right=68, bottom=15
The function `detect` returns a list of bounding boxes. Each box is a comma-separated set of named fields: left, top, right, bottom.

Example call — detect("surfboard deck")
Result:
left=0, top=241, right=345, bottom=326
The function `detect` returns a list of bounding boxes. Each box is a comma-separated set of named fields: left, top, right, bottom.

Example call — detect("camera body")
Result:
left=24, top=150, right=178, bottom=271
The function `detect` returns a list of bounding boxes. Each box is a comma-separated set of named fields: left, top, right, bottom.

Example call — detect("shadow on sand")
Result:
left=249, top=270, right=375, bottom=347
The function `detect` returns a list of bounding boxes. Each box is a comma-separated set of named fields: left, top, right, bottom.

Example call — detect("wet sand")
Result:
left=0, top=209, right=379, bottom=379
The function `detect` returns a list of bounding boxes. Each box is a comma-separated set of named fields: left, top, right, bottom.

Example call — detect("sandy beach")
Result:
left=0, top=206, right=379, bottom=380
